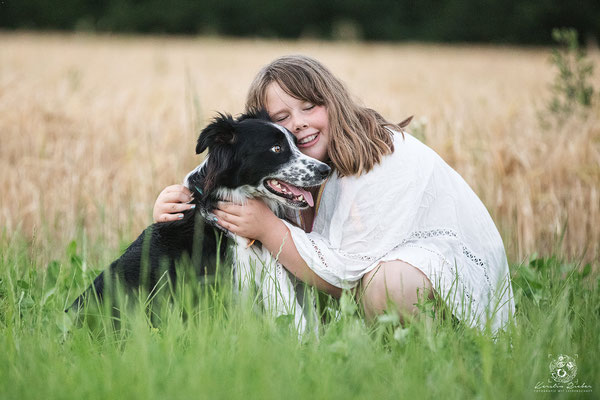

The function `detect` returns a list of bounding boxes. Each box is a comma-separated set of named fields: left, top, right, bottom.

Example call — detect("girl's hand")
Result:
left=153, top=184, right=195, bottom=223
left=213, top=199, right=280, bottom=240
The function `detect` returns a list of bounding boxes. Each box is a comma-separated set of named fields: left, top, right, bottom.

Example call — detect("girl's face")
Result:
left=265, top=82, right=330, bottom=163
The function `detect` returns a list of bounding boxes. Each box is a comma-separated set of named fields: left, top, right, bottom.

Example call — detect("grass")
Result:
left=1, top=32, right=599, bottom=398
left=0, top=230, right=598, bottom=399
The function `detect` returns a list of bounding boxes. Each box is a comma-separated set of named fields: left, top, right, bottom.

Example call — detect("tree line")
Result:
left=1, top=0, right=599, bottom=45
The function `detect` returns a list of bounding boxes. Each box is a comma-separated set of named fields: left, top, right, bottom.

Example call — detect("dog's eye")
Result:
left=271, top=145, right=282, bottom=153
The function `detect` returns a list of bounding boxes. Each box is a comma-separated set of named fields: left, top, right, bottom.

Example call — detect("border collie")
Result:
left=66, top=110, right=330, bottom=330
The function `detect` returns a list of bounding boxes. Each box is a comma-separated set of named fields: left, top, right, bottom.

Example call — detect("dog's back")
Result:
left=66, top=210, right=226, bottom=312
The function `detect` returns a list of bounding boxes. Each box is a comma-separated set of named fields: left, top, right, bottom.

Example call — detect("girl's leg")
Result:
left=359, top=260, right=433, bottom=322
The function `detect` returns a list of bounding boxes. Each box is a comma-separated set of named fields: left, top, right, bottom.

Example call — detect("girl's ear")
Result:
left=196, top=113, right=237, bottom=154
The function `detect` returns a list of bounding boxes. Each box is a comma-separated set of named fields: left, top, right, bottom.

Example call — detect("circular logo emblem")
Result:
left=549, top=354, right=577, bottom=383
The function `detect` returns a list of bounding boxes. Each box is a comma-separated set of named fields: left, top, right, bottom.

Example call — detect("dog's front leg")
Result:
left=231, top=235, right=264, bottom=299
left=254, top=246, right=315, bottom=334
left=231, top=236, right=316, bottom=335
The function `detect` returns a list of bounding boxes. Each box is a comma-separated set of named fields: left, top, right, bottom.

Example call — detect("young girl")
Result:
left=153, top=55, right=514, bottom=332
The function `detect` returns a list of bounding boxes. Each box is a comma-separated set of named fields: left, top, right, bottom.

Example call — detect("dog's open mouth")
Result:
left=264, top=179, right=314, bottom=208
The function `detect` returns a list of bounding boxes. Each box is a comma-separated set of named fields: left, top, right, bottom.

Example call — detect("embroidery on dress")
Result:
left=308, top=238, right=329, bottom=269
left=337, top=250, right=376, bottom=263
left=403, top=242, right=478, bottom=305
left=462, top=245, right=492, bottom=287
left=401, top=228, right=458, bottom=243
left=398, top=228, right=492, bottom=290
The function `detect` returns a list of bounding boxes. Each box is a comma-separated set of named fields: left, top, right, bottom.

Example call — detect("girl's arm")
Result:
left=213, top=200, right=342, bottom=297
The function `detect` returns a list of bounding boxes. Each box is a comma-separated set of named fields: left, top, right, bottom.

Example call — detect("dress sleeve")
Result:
left=281, top=134, right=436, bottom=289
left=280, top=220, right=365, bottom=289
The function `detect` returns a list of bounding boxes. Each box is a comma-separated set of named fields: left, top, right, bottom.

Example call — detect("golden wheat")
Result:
left=1, top=32, right=598, bottom=266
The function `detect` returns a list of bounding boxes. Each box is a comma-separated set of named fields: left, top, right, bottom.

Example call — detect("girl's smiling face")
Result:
left=265, top=82, right=330, bottom=163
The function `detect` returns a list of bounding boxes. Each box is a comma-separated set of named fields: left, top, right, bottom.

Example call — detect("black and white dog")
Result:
left=66, top=110, right=330, bottom=330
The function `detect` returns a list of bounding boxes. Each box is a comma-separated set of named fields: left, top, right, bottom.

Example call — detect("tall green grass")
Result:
left=0, top=230, right=598, bottom=399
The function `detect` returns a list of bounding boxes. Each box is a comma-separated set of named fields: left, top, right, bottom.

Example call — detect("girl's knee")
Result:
left=359, top=260, right=433, bottom=321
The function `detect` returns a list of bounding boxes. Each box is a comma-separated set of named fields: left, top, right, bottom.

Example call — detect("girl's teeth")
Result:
left=300, top=134, right=317, bottom=144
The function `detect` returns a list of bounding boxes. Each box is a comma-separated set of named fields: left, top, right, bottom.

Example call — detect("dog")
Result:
left=66, top=109, right=330, bottom=330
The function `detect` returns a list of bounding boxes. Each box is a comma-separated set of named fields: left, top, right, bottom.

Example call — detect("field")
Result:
left=1, top=32, right=599, bottom=399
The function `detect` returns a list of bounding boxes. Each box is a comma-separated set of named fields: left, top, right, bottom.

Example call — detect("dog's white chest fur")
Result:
left=230, top=235, right=315, bottom=334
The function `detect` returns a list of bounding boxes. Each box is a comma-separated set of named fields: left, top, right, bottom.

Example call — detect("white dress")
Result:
left=282, top=131, right=514, bottom=333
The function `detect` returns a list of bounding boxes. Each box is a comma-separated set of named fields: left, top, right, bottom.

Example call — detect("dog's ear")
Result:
left=196, top=113, right=237, bottom=154
left=238, top=108, right=271, bottom=122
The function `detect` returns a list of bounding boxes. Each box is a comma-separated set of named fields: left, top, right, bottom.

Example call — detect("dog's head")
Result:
left=184, top=109, right=330, bottom=212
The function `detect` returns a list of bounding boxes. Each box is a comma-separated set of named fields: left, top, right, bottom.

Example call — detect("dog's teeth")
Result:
left=298, top=195, right=304, bottom=201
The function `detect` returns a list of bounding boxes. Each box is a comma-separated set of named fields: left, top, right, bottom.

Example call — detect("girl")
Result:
left=153, top=55, right=514, bottom=332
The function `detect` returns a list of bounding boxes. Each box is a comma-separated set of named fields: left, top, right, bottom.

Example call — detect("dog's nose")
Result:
left=318, top=163, right=331, bottom=179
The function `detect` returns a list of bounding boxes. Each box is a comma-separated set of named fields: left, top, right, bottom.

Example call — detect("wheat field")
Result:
left=1, top=32, right=599, bottom=266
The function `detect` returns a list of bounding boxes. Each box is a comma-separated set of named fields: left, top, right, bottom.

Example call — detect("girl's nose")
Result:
left=294, top=120, right=308, bottom=132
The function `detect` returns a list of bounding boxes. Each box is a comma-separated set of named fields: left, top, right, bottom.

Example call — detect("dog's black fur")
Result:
left=66, top=109, right=330, bottom=313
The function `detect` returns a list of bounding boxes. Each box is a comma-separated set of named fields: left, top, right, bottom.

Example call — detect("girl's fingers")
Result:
left=161, top=190, right=193, bottom=204
left=212, top=212, right=239, bottom=233
left=213, top=209, right=240, bottom=226
left=216, top=201, right=243, bottom=215
left=158, top=213, right=184, bottom=222
left=163, top=184, right=192, bottom=196
left=165, top=202, right=195, bottom=213
left=158, top=205, right=195, bottom=222
left=216, top=219, right=235, bottom=232
left=162, top=185, right=181, bottom=194
left=154, top=184, right=195, bottom=223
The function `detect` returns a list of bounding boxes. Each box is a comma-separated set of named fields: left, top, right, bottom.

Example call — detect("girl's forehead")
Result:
left=265, top=82, right=306, bottom=109
left=267, top=81, right=300, bottom=97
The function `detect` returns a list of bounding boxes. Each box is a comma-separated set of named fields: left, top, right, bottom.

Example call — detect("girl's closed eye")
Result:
left=303, top=104, right=315, bottom=111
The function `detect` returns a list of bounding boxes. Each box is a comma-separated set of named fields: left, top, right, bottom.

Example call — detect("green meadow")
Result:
left=0, top=230, right=598, bottom=399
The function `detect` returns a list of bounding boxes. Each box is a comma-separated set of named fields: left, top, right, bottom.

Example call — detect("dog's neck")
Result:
left=185, top=161, right=287, bottom=220
left=213, top=187, right=287, bottom=218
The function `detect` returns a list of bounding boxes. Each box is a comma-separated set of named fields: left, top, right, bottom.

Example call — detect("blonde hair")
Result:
left=245, top=55, right=406, bottom=177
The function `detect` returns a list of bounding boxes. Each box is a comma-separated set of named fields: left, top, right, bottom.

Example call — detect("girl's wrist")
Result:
left=258, top=215, right=288, bottom=251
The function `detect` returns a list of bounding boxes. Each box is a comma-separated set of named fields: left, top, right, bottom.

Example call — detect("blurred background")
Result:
left=1, top=0, right=599, bottom=45
left=1, top=1, right=599, bottom=268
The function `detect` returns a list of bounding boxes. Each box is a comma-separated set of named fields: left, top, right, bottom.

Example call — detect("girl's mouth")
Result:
left=297, top=132, right=319, bottom=148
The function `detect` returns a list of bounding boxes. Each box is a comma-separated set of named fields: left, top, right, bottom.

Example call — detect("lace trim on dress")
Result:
left=337, top=229, right=459, bottom=264
left=337, top=250, right=376, bottom=262
left=461, top=245, right=492, bottom=288
left=402, top=243, right=475, bottom=303
left=402, top=228, right=457, bottom=242
left=398, top=228, right=492, bottom=289
left=308, top=237, right=329, bottom=269
left=307, top=228, right=492, bottom=291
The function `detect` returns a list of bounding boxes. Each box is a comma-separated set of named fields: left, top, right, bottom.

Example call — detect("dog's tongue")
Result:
left=279, top=182, right=314, bottom=207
